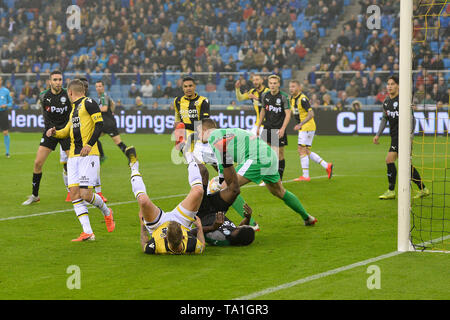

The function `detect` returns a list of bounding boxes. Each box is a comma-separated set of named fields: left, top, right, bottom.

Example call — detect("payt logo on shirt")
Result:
left=266, top=105, right=282, bottom=113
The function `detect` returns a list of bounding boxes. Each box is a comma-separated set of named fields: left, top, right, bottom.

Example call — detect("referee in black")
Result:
left=23, top=70, right=72, bottom=205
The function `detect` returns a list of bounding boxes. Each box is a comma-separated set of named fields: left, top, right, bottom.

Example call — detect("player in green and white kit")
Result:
left=198, top=119, right=317, bottom=226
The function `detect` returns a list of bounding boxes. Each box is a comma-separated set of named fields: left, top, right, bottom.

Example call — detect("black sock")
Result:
left=411, top=165, right=425, bottom=190
left=387, top=163, right=396, bottom=191
left=117, top=142, right=127, bottom=153
left=32, top=173, right=42, bottom=197
left=97, top=140, right=104, bottom=157
left=279, top=159, right=285, bottom=181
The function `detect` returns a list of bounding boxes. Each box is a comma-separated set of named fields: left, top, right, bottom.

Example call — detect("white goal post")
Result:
left=398, top=0, right=414, bottom=252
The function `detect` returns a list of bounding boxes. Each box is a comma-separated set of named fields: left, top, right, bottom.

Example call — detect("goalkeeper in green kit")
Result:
left=197, top=118, right=317, bottom=226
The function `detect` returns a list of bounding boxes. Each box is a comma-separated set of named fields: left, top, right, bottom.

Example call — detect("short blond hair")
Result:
left=268, top=75, right=281, bottom=83
left=167, top=221, right=183, bottom=253
left=67, top=79, right=85, bottom=94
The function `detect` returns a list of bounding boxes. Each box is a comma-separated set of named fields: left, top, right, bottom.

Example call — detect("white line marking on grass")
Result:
left=234, top=235, right=450, bottom=300
left=233, top=251, right=402, bottom=300
left=0, top=175, right=338, bottom=222
left=0, top=194, right=186, bottom=222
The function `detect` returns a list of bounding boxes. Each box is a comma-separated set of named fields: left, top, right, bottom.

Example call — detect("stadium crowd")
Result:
left=306, top=0, right=449, bottom=110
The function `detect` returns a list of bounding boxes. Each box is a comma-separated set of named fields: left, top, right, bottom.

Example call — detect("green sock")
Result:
left=282, top=190, right=309, bottom=220
left=231, top=194, right=257, bottom=226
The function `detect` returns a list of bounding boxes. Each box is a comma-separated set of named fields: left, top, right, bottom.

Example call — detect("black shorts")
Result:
left=389, top=135, right=398, bottom=153
left=196, top=190, right=232, bottom=219
left=0, top=110, right=9, bottom=131
left=40, top=132, right=71, bottom=151
left=261, top=128, right=288, bottom=147
left=102, top=118, right=119, bottom=137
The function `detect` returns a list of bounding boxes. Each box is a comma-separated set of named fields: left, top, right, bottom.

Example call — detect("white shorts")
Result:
left=60, top=145, right=68, bottom=164
left=144, top=203, right=196, bottom=235
left=67, top=155, right=100, bottom=189
left=298, top=131, right=315, bottom=147
left=193, top=141, right=217, bottom=165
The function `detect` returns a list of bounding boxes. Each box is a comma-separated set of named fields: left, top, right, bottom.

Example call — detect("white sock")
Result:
left=310, top=152, right=328, bottom=169
left=300, top=155, right=310, bottom=178
left=131, top=172, right=147, bottom=199
left=184, top=151, right=195, bottom=164
left=90, top=193, right=110, bottom=216
left=130, top=160, right=139, bottom=172
left=95, top=185, right=102, bottom=193
left=63, top=170, right=69, bottom=192
left=188, top=161, right=202, bottom=187
left=73, top=199, right=93, bottom=234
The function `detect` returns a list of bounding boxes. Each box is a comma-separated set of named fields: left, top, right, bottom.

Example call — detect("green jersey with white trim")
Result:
left=208, top=128, right=277, bottom=174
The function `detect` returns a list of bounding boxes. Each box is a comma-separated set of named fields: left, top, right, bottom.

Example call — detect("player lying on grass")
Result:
left=175, top=121, right=261, bottom=230
left=131, top=133, right=242, bottom=254
left=198, top=118, right=317, bottom=226
left=189, top=164, right=255, bottom=246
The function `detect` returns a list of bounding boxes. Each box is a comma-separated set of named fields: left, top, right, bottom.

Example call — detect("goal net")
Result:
left=407, top=0, right=450, bottom=251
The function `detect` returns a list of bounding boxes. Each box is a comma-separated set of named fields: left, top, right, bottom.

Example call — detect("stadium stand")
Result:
left=0, top=0, right=447, bottom=110
left=308, top=0, right=449, bottom=110
left=0, top=0, right=352, bottom=108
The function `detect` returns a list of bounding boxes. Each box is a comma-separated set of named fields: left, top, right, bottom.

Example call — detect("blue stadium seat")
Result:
left=366, top=96, right=376, bottom=105
left=318, top=28, right=326, bottom=37
left=282, top=69, right=292, bottom=80
left=25, top=12, right=34, bottom=21
left=430, top=41, right=439, bottom=52
left=228, top=45, right=238, bottom=54
left=229, top=22, right=238, bottom=32
left=169, top=22, right=178, bottom=34
left=444, top=58, right=450, bottom=69
left=42, top=63, right=51, bottom=71
left=5, top=0, right=14, bottom=9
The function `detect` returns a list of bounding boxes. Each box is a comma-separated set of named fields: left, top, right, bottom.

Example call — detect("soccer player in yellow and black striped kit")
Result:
left=47, top=79, right=115, bottom=242
left=173, top=76, right=217, bottom=166
left=235, top=74, right=269, bottom=135
left=289, top=80, right=333, bottom=181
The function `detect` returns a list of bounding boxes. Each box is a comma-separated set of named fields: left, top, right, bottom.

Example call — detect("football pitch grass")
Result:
left=0, top=132, right=448, bottom=300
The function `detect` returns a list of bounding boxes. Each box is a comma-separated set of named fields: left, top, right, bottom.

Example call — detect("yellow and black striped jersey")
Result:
left=54, top=96, right=103, bottom=157
left=235, top=86, right=269, bottom=125
left=173, top=93, right=210, bottom=132
left=143, top=221, right=204, bottom=255
left=290, top=92, right=316, bottom=132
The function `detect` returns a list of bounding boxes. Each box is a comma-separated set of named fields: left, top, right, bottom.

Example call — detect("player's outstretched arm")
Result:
left=374, top=115, right=387, bottom=144
left=235, top=81, right=249, bottom=101
left=192, top=216, right=205, bottom=249
left=256, top=108, right=266, bottom=135
left=139, top=212, right=150, bottom=252
left=239, top=204, right=253, bottom=226
left=219, top=165, right=240, bottom=204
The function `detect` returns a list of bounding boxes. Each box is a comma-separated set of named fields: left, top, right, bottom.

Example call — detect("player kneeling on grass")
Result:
left=198, top=119, right=317, bottom=226
left=46, top=79, right=115, bottom=242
